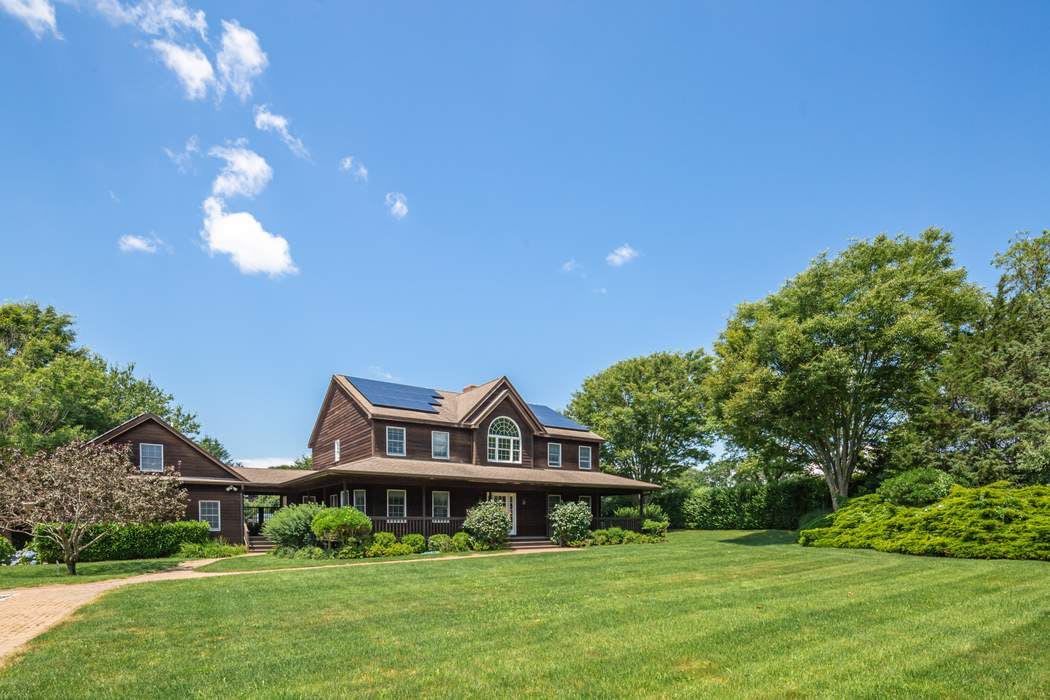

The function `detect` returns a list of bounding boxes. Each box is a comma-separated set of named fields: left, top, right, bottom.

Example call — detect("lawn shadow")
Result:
left=717, top=530, right=797, bottom=546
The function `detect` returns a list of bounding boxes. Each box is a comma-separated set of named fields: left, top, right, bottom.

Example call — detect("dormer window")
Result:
left=487, top=417, right=521, bottom=464
left=139, top=443, right=164, bottom=472
left=386, top=426, right=406, bottom=456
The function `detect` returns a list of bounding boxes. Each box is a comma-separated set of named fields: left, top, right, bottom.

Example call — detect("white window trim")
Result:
left=353, top=489, right=367, bottom=513
left=334, top=439, right=341, bottom=463
left=431, top=431, right=450, bottom=460
left=386, top=426, right=407, bottom=456
left=198, top=500, right=221, bottom=532
left=486, top=416, right=522, bottom=464
left=547, top=442, right=562, bottom=468
left=139, top=443, right=164, bottom=473
left=431, top=490, right=450, bottom=521
left=387, top=488, right=407, bottom=521
left=579, top=445, right=593, bottom=470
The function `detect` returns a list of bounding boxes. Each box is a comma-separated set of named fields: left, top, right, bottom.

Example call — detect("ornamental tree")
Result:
left=0, top=441, right=186, bottom=574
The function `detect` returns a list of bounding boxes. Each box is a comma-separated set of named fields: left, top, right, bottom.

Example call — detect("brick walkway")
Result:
left=0, top=546, right=570, bottom=667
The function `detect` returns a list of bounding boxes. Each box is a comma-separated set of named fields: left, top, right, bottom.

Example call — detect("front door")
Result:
left=489, top=492, right=517, bottom=536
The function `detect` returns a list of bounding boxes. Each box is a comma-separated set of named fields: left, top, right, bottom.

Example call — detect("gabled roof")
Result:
left=91, top=412, right=247, bottom=482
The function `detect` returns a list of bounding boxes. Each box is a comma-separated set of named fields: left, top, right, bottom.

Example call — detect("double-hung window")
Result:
left=548, top=442, right=562, bottom=468
left=579, top=445, right=593, bottom=470
left=334, top=439, right=341, bottom=463
left=386, top=426, right=406, bottom=456
left=387, top=489, right=407, bottom=521
left=431, top=431, right=450, bottom=460
left=432, top=490, right=450, bottom=521
left=353, top=489, right=367, bottom=513
left=198, top=500, right=220, bottom=532
left=139, top=443, right=164, bottom=472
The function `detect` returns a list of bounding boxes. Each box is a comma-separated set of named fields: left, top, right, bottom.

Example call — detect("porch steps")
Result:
left=248, top=535, right=276, bottom=553
left=508, top=536, right=559, bottom=551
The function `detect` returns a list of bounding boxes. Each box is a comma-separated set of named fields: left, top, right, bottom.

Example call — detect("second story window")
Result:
left=386, top=426, right=406, bottom=456
left=579, top=445, right=593, bottom=470
left=334, top=439, right=341, bottom=463
left=139, top=443, right=164, bottom=472
left=487, top=417, right=521, bottom=463
left=431, top=431, right=450, bottom=460
left=547, top=442, right=562, bottom=468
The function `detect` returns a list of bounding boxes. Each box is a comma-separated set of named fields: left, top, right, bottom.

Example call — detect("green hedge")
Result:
left=799, top=483, right=1050, bottom=561
left=33, top=521, right=211, bottom=563
left=683, top=478, right=830, bottom=530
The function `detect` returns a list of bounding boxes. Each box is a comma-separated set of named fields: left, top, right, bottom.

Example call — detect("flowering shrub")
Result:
left=463, top=500, right=511, bottom=549
left=548, top=502, right=592, bottom=546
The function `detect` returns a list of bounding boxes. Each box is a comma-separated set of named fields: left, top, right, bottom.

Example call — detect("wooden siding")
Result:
left=185, top=485, right=244, bottom=543
left=372, top=421, right=473, bottom=463
left=473, top=397, right=536, bottom=468
left=534, top=436, right=601, bottom=471
left=313, top=387, right=373, bottom=469
left=109, top=422, right=231, bottom=480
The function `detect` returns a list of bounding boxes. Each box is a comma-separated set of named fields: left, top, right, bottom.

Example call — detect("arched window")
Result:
left=487, top=417, right=521, bottom=463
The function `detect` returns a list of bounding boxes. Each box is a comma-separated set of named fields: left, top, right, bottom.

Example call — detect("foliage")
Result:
left=176, top=539, right=246, bottom=558
left=567, top=350, right=713, bottom=485
left=310, top=507, right=372, bottom=547
left=799, top=483, right=1050, bottom=560
left=32, top=521, right=209, bottom=563
left=450, top=531, right=473, bottom=552
left=641, top=519, right=668, bottom=537
left=0, top=535, right=15, bottom=564
left=877, top=468, right=955, bottom=506
left=548, top=501, right=592, bottom=546
left=427, top=534, right=453, bottom=552
left=682, top=478, right=829, bottom=530
left=463, top=500, right=511, bottom=549
left=262, top=503, right=323, bottom=549
left=705, top=230, right=984, bottom=508
left=612, top=503, right=669, bottom=523
left=0, top=441, right=188, bottom=574
left=401, top=533, right=426, bottom=553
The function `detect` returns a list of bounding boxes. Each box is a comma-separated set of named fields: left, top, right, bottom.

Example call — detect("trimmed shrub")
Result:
left=401, top=533, right=426, bottom=553
left=799, top=483, right=1050, bottom=560
left=310, top=507, right=372, bottom=547
left=549, top=501, right=592, bottom=546
left=463, top=500, right=511, bottom=549
left=683, top=478, right=829, bottom=530
left=176, top=539, right=246, bottom=558
left=877, top=468, right=955, bottom=506
left=451, top=531, right=473, bottom=552
left=641, top=519, right=668, bottom=538
left=0, top=536, right=15, bottom=565
left=32, top=521, right=210, bottom=563
left=262, top=503, right=324, bottom=549
left=612, top=503, right=669, bottom=523
left=428, top=534, right=453, bottom=552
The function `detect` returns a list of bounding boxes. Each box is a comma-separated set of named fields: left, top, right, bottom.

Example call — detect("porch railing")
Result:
left=369, top=516, right=466, bottom=539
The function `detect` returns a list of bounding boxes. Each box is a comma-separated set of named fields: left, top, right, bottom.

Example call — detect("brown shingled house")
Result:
left=94, top=375, right=659, bottom=547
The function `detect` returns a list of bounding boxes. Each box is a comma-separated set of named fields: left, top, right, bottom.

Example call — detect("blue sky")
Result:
left=2, top=1, right=1048, bottom=465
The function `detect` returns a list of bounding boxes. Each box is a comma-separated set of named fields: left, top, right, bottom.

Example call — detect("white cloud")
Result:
left=385, top=192, right=408, bottom=220
left=118, top=234, right=159, bottom=253
left=338, top=155, right=367, bottom=182
left=254, top=105, right=309, bottom=159
left=237, top=457, right=296, bottom=469
left=561, top=259, right=579, bottom=273
left=201, top=196, right=296, bottom=277
left=1, top=0, right=59, bottom=38
left=163, top=134, right=199, bottom=172
left=94, top=0, right=206, bottom=40
left=606, top=243, right=639, bottom=267
left=150, top=40, right=214, bottom=100
left=217, top=19, right=267, bottom=101
left=209, top=144, right=272, bottom=199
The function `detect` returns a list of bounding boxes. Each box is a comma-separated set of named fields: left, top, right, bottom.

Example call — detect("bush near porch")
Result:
left=32, top=521, right=210, bottom=563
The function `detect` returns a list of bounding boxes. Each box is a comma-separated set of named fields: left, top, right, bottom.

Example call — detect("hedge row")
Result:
left=683, top=478, right=830, bottom=530
left=33, top=521, right=211, bottom=562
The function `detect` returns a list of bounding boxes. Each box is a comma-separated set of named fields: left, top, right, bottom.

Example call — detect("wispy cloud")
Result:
left=368, top=365, right=398, bottom=381
left=561, top=259, right=580, bottom=273
left=237, top=456, right=296, bottom=469
left=1, top=0, right=59, bottom=38
left=606, top=243, right=639, bottom=267
left=118, top=233, right=166, bottom=254
left=95, top=0, right=207, bottom=40
left=254, top=105, right=309, bottom=159
left=209, top=143, right=272, bottom=199
left=150, top=39, right=214, bottom=100
left=339, top=155, right=368, bottom=182
left=385, top=192, right=408, bottom=220
left=217, top=19, right=267, bottom=101
left=164, top=134, right=199, bottom=173
left=201, top=197, right=296, bottom=277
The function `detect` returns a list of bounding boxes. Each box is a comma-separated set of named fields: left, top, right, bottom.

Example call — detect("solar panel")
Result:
left=527, top=403, right=589, bottom=431
left=346, top=376, right=442, bottom=413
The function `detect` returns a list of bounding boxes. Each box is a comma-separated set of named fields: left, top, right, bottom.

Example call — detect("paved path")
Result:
left=0, top=546, right=571, bottom=667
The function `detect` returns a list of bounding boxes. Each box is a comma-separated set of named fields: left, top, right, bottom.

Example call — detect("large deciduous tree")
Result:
left=567, top=350, right=713, bottom=485
left=0, top=441, right=187, bottom=574
left=705, top=230, right=983, bottom=509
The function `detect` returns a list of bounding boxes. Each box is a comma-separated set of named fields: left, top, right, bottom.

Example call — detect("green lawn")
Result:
left=2, top=530, right=1048, bottom=697
left=0, top=558, right=182, bottom=590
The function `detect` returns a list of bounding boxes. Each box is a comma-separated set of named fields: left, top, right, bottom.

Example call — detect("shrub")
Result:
left=401, top=533, right=426, bottom=553
left=877, top=468, right=955, bottom=506
left=463, top=500, right=511, bottom=549
left=32, top=521, right=210, bottom=563
left=641, top=519, right=668, bottom=538
left=0, top=536, right=15, bottom=565
left=428, top=534, right=453, bottom=552
left=262, top=503, right=324, bottom=549
left=548, top=501, right=592, bottom=546
left=683, top=478, right=829, bottom=530
left=310, top=507, right=372, bottom=547
left=612, top=503, right=669, bottom=523
left=176, top=539, right=247, bottom=558
left=799, top=483, right=1050, bottom=560
left=294, top=546, right=327, bottom=560
left=450, top=531, right=473, bottom=552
